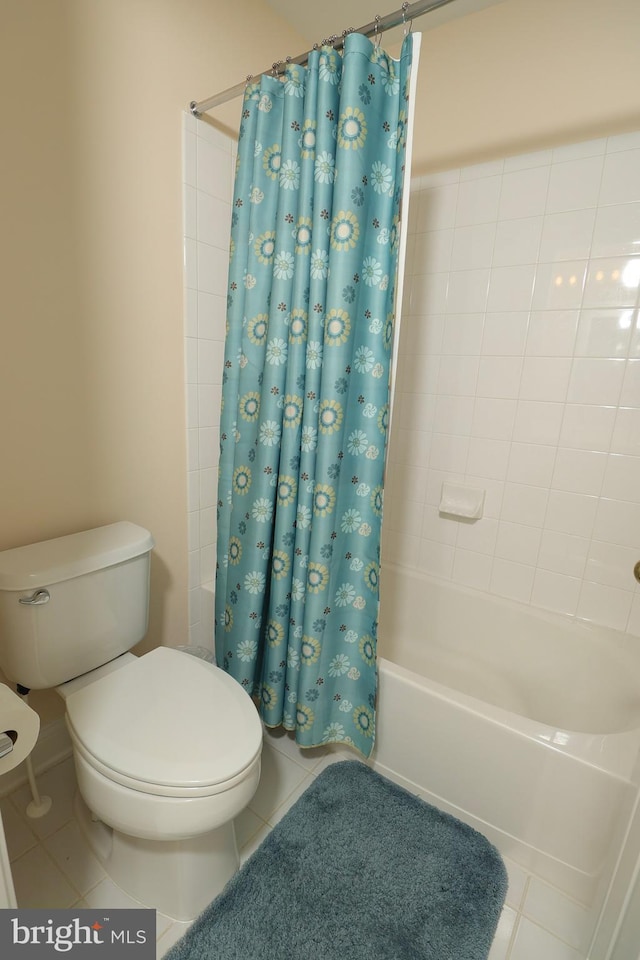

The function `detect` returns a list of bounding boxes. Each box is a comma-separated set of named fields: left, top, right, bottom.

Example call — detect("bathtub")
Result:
left=374, top=563, right=640, bottom=907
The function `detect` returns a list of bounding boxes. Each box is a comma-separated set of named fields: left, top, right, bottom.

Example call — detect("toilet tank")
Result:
left=0, top=523, right=154, bottom=690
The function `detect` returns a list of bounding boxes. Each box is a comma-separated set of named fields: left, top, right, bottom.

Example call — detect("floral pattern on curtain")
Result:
left=215, top=33, right=413, bottom=758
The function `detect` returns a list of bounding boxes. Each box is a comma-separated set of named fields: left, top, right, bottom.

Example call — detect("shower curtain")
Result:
left=215, top=31, right=417, bottom=758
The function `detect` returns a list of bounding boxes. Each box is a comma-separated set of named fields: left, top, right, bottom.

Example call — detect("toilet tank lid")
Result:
left=0, top=522, right=154, bottom=590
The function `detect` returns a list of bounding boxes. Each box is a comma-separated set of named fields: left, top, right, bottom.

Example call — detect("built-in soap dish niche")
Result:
left=439, top=482, right=485, bottom=521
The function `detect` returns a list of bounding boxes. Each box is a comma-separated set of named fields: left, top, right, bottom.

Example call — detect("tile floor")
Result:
left=1, top=731, right=594, bottom=960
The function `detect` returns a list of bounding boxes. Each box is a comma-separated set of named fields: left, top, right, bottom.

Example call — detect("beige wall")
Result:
left=412, top=0, right=640, bottom=173
left=0, top=0, right=304, bottom=672
left=1, top=0, right=638, bottom=682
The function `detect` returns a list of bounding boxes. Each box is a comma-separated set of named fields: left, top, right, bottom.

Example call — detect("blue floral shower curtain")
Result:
left=215, top=32, right=414, bottom=758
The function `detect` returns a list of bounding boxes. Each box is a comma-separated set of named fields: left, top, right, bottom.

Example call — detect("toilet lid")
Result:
left=65, top=647, right=262, bottom=791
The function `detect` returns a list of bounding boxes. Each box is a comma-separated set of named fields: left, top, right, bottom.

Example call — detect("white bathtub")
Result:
left=374, top=563, right=640, bottom=908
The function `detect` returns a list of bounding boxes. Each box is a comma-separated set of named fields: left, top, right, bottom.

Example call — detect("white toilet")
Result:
left=0, top=522, right=262, bottom=920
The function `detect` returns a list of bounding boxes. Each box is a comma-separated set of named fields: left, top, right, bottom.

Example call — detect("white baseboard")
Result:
left=0, top=719, right=72, bottom=798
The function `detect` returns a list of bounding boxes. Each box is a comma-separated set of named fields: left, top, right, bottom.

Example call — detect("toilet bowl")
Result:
left=0, top=523, right=264, bottom=920
left=59, top=647, right=262, bottom=918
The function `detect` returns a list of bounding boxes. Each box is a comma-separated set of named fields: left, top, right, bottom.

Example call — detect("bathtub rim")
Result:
left=376, top=653, right=640, bottom=782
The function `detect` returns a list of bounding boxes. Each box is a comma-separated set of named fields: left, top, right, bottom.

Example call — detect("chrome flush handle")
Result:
left=18, top=589, right=50, bottom=606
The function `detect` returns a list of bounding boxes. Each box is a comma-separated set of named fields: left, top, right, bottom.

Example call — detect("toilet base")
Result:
left=74, top=793, right=240, bottom=921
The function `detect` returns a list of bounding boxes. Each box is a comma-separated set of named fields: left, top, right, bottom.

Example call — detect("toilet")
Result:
left=0, top=522, right=262, bottom=920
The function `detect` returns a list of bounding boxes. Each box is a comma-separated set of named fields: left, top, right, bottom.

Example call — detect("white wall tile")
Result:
left=413, top=229, right=453, bottom=273
left=601, top=453, right=640, bottom=502
left=583, top=256, right=640, bottom=308
left=409, top=271, right=448, bottom=314
left=183, top=130, right=197, bottom=187
left=545, top=490, right=598, bottom=538
left=197, top=191, right=231, bottom=249
left=545, top=155, right=604, bottom=213
left=532, top=261, right=587, bottom=310
left=493, top=217, right=542, bottom=267
left=526, top=311, right=578, bottom=357
left=422, top=506, right=458, bottom=545
left=606, top=132, right=640, bottom=153
left=451, top=548, right=493, bottom=592
left=552, top=138, right=606, bottom=163
left=471, top=398, right=517, bottom=440
left=501, top=482, right=548, bottom=527
left=552, top=448, right=607, bottom=497
left=446, top=269, right=490, bottom=313
left=459, top=158, right=505, bottom=181
left=368, top=129, right=640, bottom=634
left=627, top=594, right=640, bottom=637
left=184, top=337, right=198, bottom=383
left=198, top=292, right=227, bottom=341
left=197, top=339, right=224, bottom=384
left=531, top=569, right=582, bottom=617
left=455, top=516, right=499, bottom=555
left=499, top=167, right=550, bottom=220
left=196, top=137, right=233, bottom=200
left=420, top=183, right=459, bottom=231
left=434, top=395, right=475, bottom=435
left=429, top=433, right=469, bottom=472
left=417, top=539, right=454, bottom=579
left=184, top=238, right=198, bottom=290
left=198, top=425, right=219, bottom=474
left=487, top=265, right=536, bottom=312
left=198, top=383, right=222, bottom=428
left=466, top=438, right=510, bottom=480
left=560, top=403, right=616, bottom=451
left=599, top=148, right=640, bottom=205
left=441, top=313, right=484, bottom=355
left=477, top=357, right=523, bottom=398
left=577, top=580, right=633, bottom=631
left=437, top=356, right=479, bottom=396
left=513, top=400, right=564, bottom=445
left=537, top=530, right=589, bottom=578
left=450, top=223, right=496, bottom=270
left=507, top=442, right=557, bottom=487
left=482, top=312, right=529, bottom=356
left=592, top=497, right=640, bottom=548
left=495, top=521, right=541, bottom=565
left=611, top=406, right=640, bottom=456
left=574, top=308, right=634, bottom=358
left=455, top=176, right=501, bottom=226
left=183, top=184, right=197, bottom=239
left=504, top=148, right=552, bottom=172
left=520, top=357, right=571, bottom=402
left=566, top=358, right=625, bottom=405
left=591, top=202, right=640, bottom=258
left=196, top=242, right=229, bottom=297
left=585, top=540, right=639, bottom=589
left=490, top=558, right=535, bottom=603
left=538, top=208, right=596, bottom=262
left=620, top=359, right=640, bottom=406
left=184, top=287, right=198, bottom=338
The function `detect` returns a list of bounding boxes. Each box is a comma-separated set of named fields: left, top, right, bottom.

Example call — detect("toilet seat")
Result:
left=65, top=647, right=262, bottom=799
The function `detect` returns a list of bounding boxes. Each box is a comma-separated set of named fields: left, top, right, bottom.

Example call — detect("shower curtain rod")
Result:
left=189, top=0, right=454, bottom=115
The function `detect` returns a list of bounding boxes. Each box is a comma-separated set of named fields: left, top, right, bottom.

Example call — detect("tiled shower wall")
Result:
left=383, top=131, right=640, bottom=637
left=182, top=113, right=235, bottom=646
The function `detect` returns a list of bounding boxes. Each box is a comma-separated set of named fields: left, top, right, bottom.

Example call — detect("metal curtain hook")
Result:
left=374, top=15, right=382, bottom=47
left=402, top=2, right=413, bottom=36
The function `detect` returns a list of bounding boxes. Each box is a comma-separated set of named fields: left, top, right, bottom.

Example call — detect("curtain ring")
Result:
left=402, top=2, right=413, bottom=36
left=272, top=61, right=282, bottom=77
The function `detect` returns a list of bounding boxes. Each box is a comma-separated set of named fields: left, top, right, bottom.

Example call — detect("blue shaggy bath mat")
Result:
left=166, top=761, right=507, bottom=960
